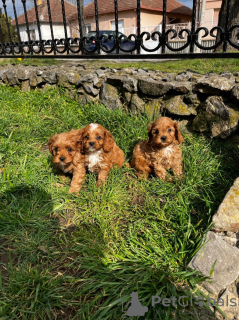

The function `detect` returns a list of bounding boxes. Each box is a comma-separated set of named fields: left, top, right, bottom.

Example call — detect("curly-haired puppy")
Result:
left=80, top=123, right=125, bottom=187
left=130, top=117, right=184, bottom=180
left=48, top=129, right=86, bottom=193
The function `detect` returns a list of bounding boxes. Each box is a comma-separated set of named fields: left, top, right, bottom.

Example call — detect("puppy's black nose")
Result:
left=59, top=156, right=65, bottom=162
left=161, top=136, right=166, bottom=142
left=89, top=141, right=95, bottom=146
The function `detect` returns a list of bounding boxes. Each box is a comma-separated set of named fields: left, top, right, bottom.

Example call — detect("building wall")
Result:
left=19, top=24, right=39, bottom=42
left=202, top=0, right=222, bottom=29
left=19, top=23, right=70, bottom=42
left=40, top=24, right=71, bottom=40
left=84, top=10, right=137, bottom=32
left=196, top=0, right=222, bottom=41
left=140, top=9, right=164, bottom=27
left=83, top=9, right=191, bottom=35
left=205, top=0, right=222, bottom=10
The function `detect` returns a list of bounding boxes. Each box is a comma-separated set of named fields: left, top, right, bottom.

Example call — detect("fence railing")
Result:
left=0, top=0, right=238, bottom=59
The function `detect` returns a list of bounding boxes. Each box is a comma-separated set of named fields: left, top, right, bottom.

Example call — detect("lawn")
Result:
left=95, top=58, right=239, bottom=74
left=1, top=57, right=239, bottom=75
left=0, top=85, right=239, bottom=319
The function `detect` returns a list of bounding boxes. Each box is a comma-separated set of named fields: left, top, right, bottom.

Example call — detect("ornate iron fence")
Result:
left=0, top=0, right=238, bottom=59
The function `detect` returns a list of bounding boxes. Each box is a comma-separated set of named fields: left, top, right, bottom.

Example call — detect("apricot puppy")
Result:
left=80, top=123, right=125, bottom=187
left=48, top=129, right=86, bottom=193
left=130, top=117, right=184, bottom=180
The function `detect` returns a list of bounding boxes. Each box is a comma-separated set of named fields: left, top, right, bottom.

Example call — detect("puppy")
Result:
left=79, top=123, right=125, bottom=187
left=48, top=129, right=86, bottom=193
left=130, top=117, right=184, bottom=180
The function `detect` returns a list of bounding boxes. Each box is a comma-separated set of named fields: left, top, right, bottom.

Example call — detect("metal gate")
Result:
left=0, top=0, right=238, bottom=59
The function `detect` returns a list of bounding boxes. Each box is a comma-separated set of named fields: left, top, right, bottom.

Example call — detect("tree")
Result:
left=215, top=0, right=239, bottom=51
left=0, top=8, right=18, bottom=43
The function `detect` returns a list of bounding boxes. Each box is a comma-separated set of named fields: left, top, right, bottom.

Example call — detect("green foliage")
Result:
left=0, top=8, right=18, bottom=42
left=0, top=86, right=238, bottom=319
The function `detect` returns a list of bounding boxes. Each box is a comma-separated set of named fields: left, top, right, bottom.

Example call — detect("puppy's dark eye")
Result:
left=96, top=135, right=101, bottom=140
left=154, top=129, right=159, bottom=134
left=68, top=147, right=73, bottom=152
left=84, top=135, right=89, bottom=140
left=54, top=147, right=58, bottom=152
left=168, top=128, right=172, bottom=133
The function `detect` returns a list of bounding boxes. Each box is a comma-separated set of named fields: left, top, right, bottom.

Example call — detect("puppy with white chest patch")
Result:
left=79, top=123, right=125, bottom=187
left=48, top=129, right=86, bottom=193
left=130, top=117, right=184, bottom=181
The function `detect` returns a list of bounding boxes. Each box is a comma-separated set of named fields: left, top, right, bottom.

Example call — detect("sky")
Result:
left=1, top=0, right=193, bottom=20
left=179, top=0, right=193, bottom=9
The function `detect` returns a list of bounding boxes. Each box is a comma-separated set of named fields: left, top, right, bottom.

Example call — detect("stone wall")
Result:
left=188, top=178, right=239, bottom=320
left=1, top=64, right=239, bottom=138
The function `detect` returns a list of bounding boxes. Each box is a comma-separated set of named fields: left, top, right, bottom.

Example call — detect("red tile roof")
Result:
left=84, top=0, right=192, bottom=18
left=12, top=0, right=77, bottom=25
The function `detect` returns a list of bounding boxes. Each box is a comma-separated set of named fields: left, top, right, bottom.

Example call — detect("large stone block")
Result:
left=106, top=75, right=125, bottom=87
left=57, top=71, right=72, bottom=89
left=130, top=94, right=145, bottom=114
left=123, top=77, right=138, bottom=92
left=164, top=95, right=197, bottom=116
left=194, top=75, right=235, bottom=94
left=138, top=78, right=173, bottom=96
left=42, top=70, right=57, bottom=84
left=172, top=82, right=192, bottom=94
left=100, top=83, right=123, bottom=109
left=231, top=84, right=239, bottom=102
left=6, top=69, right=20, bottom=85
left=215, top=288, right=239, bottom=320
left=212, top=178, right=239, bottom=232
left=144, top=99, right=162, bottom=119
left=83, top=83, right=99, bottom=96
left=21, top=80, right=30, bottom=92
left=192, top=96, right=239, bottom=138
left=188, top=231, right=239, bottom=295
left=17, top=67, right=32, bottom=81
left=0, top=69, right=7, bottom=82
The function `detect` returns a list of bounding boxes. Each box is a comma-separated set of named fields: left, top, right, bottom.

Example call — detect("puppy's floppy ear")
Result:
left=48, top=134, right=57, bottom=154
left=75, top=129, right=84, bottom=153
left=147, top=122, right=153, bottom=143
left=103, top=129, right=114, bottom=152
left=76, top=139, right=83, bottom=153
left=174, top=122, right=184, bottom=144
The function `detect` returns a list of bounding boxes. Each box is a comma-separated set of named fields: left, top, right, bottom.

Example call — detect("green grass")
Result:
left=0, top=85, right=239, bottom=319
left=100, top=58, right=239, bottom=74
left=0, top=58, right=61, bottom=66
left=1, top=57, right=239, bottom=74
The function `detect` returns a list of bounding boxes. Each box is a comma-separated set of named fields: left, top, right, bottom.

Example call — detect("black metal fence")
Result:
left=0, top=0, right=238, bottom=59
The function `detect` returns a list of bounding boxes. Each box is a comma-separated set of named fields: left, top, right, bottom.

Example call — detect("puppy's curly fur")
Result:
left=48, top=129, right=86, bottom=193
left=130, top=117, right=184, bottom=180
left=79, top=123, right=125, bottom=187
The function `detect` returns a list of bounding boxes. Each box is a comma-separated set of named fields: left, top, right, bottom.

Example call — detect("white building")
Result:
left=12, top=0, right=76, bottom=42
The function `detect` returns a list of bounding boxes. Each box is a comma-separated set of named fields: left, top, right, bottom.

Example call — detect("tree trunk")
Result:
left=215, top=0, right=239, bottom=51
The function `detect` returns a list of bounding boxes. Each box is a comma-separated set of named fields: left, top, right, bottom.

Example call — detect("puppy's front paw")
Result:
left=173, top=174, right=184, bottom=182
left=136, top=172, right=148, bottom=180
left=96, top=180, right=103, bottom=188
left=59, top=175, right=67, bottom=182
left=68, top=186, right=80, bottom=194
